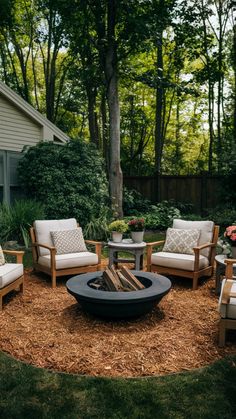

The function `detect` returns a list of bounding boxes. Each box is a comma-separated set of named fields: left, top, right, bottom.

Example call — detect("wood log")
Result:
left=120, top=266, right=145, bottom=290
left=102, top=266, right=145, bottom=292
left=103, top=268, right=121, bottom=291
left=117, top=271, right=139, bottom=291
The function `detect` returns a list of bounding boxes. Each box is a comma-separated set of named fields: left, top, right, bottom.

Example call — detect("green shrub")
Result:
left=0, top=199, right=45, bottom=247
left=123, top=187, right=151, bottom=215
left=167, top=199, right=195, bottom=215
left=83, top=208, right=111, bottom=241
left=125, top=201, right=180, bottom=231
left=144, top=204, right=180, bottom=230
left=206, top=206, right=236, bottom=233
left=18, top=140, right=109, bottom=227
left=181, top=214, right=206, bottom=221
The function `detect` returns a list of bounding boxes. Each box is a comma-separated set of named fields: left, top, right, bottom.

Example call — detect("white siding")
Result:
left=0, top=94, right=42, bottom=152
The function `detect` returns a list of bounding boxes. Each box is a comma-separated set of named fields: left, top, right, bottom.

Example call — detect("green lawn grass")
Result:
left=1, top=351, right=236, bottom=419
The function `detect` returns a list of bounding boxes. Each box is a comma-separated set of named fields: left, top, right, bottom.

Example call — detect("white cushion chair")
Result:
left=30, top=218, right=102, bottom=288
left=218, top=259, right=236, bottom=346
left=146, top=219, right=219, bottom=290
left=0, top=249, right=24, bottom=310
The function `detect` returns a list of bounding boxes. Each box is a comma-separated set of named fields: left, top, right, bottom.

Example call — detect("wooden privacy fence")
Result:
left=123, top=175, right=223, bottom=214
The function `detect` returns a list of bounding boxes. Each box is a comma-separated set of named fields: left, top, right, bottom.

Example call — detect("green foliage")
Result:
left=83, top=208, right=111, bottom=241
left=108, top=220, right=128, bottom=233
left=123, top=187, right=152, bottom=215
left=144, top=201, right=181, bottom=230
left=18, top=140, right=109, bottom=228
left=206, top=206, right=236, bottom=233
left=125, top=201, right=180, bottom=231
left=0, top=199, right=45, bottom=247
left=167, top=199, right=195, bottom=215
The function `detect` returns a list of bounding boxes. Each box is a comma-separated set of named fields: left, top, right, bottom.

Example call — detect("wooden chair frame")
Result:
left=0, top=250, right=24, bottom=310
left=219, top=259, right=236, bottom=347
left=30, top=226, right=102, bottom=288
left=146, top=225, right=219, bottom=290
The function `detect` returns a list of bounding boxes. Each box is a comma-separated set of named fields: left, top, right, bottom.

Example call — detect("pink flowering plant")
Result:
left=224, top=225, right=236, bottom=246
left=128, top=218, right=145, bottom=232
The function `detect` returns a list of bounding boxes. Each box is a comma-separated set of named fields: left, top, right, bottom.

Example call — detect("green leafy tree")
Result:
left=17, top=141, right=109, bottom=227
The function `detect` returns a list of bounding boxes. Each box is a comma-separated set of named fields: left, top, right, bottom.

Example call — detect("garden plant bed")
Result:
left=1, top=265, right=236, bottom=378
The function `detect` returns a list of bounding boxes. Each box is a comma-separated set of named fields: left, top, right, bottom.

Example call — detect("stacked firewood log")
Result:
left=102, top=266, right=145, bottom=292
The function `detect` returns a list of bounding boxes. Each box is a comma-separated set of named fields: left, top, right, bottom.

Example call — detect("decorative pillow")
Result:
left=162, top=228, right=200, bottom=255
left=0, top=245, right=5, bottom=265
left=50, top=228, right=87, bottom=255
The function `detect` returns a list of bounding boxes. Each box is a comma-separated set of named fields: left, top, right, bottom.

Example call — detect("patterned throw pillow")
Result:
left=0, top=245, right=5, bottom=265
left=162, top=228, right=200, bottom=255
left=50, top=228, right=87, bottom=255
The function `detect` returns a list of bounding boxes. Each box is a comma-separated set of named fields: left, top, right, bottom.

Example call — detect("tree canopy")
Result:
left=0, top=0, right=235, bottom=212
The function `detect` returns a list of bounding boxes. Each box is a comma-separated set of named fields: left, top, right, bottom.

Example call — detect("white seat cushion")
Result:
left=218, top=279, right=236, bottom=319
left=0, top=263, right=24, bottom=289
left=38, top=252, right=98, bottom=270
left=173, top=219, right=214, bottom=258
left=151, top=252, right=209, bottom=271
left=34, top=219, right=77, bottom=256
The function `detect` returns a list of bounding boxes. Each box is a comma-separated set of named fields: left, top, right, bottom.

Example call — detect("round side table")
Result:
left=215, top=254, right=236, bottom=295
left=108, top=239, right=146, bottom=270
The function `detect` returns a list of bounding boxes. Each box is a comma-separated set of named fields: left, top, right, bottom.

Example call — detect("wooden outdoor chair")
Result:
left=0, top=249, right=24, bottom=310
left=146, top=219, right=219, bottom=290
left=218, top=259, right=236, bottom=346
left=30, top=218, right=102, bottom=288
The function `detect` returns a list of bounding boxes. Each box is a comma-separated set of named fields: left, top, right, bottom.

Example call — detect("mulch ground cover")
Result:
left=1, top=263, right=236, bottom=378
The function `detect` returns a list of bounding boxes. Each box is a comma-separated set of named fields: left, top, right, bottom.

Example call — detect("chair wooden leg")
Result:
left=219, top=320, right=226, bottom=347
left=192, top=273, right=198, bottom=290
left=52, top=272, right=57, bottom=288
left=20, top=280, right=24, bottom=293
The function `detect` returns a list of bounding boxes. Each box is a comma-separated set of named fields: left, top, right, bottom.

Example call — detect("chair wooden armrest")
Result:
left=3, top=250, right=25, bottom=263
left=32, top=242, right=56, bottom=252
left=224, top=259, right=236, bottom=278
left=193, top=242, right=215, bottom=271
left=85, top=240, right=102, bottom=264
left=146, top=240, right=165, bottom=271
left=193, top=242, right=215, bottom=251
left=32, top=242, right=56, bottom=272
left=221, top=280, right=236, bottom=304
left=146, top=240, right=165, bottom=248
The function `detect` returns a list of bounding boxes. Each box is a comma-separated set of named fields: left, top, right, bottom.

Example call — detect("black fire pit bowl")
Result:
left=66, top=271, right=171, bottom=319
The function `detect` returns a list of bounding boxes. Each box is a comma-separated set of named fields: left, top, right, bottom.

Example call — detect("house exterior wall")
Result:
left=0, top=94, right=42, bottom=152
left=0, top=83, right=69, bottom=204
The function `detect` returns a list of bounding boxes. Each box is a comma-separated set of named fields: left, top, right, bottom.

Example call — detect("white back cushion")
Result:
left=34, top=219, right=77, bottom=256
left=173, top=219, right=214, bottom=258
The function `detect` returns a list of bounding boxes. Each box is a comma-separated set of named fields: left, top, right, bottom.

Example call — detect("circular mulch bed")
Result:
left=1, top=266, right=236, bottom=377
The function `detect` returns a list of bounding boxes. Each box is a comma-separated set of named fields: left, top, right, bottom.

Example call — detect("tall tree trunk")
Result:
left=101, top=91, right=109, bottom=171
left=105, top=0, right=123, bottom=218
left=216, top=0, right=223, bottom=171
left=208, top=82, right=215, bottom=173
left=234, top=20, right=236, bottom=148
left=154, top=30, right=164, bottom=203
left=86, top=86, right=99, bottom=146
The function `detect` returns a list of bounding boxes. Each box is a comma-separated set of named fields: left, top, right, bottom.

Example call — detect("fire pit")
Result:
left=66, top=270, right=171, bottom=319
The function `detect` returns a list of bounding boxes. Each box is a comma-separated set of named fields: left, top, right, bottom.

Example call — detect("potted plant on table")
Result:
left=224, top=224, right=236, bottom=258
left=108, top=220, right=128, bottom=243
left=128, top=218, right=145, bottom=243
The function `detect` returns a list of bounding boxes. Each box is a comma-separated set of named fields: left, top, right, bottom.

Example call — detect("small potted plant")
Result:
left=224, top=224, right=236, bottom=258
left=108, top=220, right=128, bottom=243
left=128, top=218, right=145, bottom=243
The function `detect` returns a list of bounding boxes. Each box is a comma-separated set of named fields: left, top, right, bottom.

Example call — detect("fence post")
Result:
left=200, top=172, right=208, bottom=216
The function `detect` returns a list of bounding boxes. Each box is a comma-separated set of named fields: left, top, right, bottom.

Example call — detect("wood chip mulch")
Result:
left=1, top=262, right=236, bottom=378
